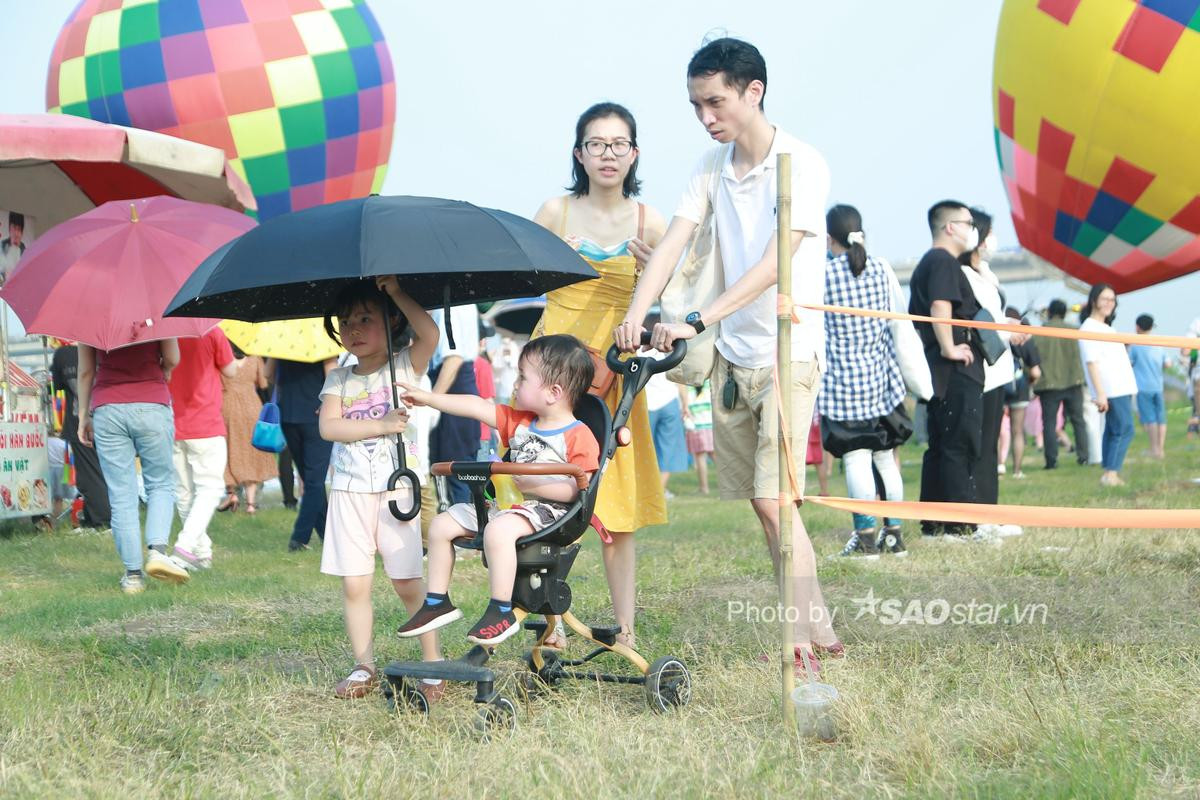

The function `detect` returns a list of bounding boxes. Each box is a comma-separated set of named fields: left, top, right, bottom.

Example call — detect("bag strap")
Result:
left=702, top=145, right=728, bottom=215
left=271, top=364, right=279, bottom=406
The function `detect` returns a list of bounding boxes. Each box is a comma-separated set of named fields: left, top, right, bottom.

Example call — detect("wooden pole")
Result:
left=776, top=153, right=795, bottom=727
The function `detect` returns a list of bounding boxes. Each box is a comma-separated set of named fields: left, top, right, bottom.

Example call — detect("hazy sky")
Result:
left=4, top=0, right=1198, bottom=333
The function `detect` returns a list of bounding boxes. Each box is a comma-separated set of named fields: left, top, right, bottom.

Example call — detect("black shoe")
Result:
left=396, top=599, right=463, bottom=638
left=283, top=500, right=298, bottom=511
left=877, top=525, right=907, bottom=557
left=465, top=603, right=520, bottom=645
left=837, top=530, right=880, bottom=558
left=1044, top=462, right=1057, bottom=470
left=287, top=540, right=309, bottom=552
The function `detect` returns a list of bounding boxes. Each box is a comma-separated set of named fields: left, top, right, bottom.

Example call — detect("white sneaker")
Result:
left=120, top=573, right=145, bottom=594
left=970, top=524, right=1003, bottom=544
left=997, top=464, right=1007, bottom=475
left=145, top=550, right=190, bottom=584
left=995, top=524, right=1023, bottom=537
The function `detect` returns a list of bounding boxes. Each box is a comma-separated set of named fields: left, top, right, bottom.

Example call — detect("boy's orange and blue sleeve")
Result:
left=494, top=404, right=535, bottom=448
left=566, top=426, right=600, bottom=473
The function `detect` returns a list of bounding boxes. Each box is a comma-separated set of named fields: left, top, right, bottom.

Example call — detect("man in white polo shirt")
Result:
left=616, top=37, right=838, bottom=672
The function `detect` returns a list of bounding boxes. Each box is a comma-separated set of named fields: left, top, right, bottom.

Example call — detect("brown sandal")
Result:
left=245, top=503, right=257, bottom=515
left=334, top=664, right=377, bottom=699
left=216, top=493, right=239, bottom=513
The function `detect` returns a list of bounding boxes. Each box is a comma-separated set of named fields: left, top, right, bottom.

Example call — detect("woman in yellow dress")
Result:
left=532, top=103, right=668, bottom=650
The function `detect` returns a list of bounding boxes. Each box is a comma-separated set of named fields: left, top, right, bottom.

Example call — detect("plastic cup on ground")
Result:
left=791, top=683, right=839, bottom=742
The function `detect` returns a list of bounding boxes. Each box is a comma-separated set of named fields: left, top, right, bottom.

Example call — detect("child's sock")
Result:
left=425, top=591, right=448, bottom=606
left=492, top=598, right=512, bottom=614
left=126, top=569, right=142, bottom=577
left=148, top=544, right=167, bottom=555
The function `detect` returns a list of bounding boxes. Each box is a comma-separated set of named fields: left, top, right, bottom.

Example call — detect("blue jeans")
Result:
left=1102, top=395, right=1135, bottom=472
left=282, top=421, right=331, bottom=546
left=92, top=403, right=176, bottom=572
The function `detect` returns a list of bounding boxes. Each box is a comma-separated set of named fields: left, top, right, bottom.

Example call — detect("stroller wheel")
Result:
left=522, top=650, right=563, bottom=692
left=383, top=678, right=430, bottom=717
left=645, top=656, right=691, bottom=713
left=474, top=694, right=518, bottom=739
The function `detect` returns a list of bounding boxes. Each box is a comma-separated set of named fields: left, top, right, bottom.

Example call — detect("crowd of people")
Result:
left=34, top=36, right=1195, bottom=700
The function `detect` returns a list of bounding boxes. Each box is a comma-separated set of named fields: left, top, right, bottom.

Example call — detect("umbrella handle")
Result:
left=382, top=288, right=421, bottom=521
left=387, top=467, right=422, bottom=521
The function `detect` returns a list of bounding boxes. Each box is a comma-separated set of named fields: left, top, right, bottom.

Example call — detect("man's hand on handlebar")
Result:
left=650, top=322, right=696, bottom=353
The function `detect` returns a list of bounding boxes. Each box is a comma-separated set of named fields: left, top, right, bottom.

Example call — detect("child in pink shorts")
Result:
left=317, top=279, right=445, bottom=701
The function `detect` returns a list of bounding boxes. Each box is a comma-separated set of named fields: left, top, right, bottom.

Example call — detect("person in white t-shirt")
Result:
left=1077, top=283, right=1137, bottom=487
left=317, top=278, right=446, bottom=702
left=614, top=37, right=838, bottom=675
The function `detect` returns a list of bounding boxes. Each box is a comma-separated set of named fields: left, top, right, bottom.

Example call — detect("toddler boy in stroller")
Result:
left=384, top=332, right=692, bottom=728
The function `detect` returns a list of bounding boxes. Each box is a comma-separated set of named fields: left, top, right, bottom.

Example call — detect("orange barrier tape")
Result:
left=776, top=294, right=801, bottom=323
left=804, top=495, right=1200, bottom=529
left=799, top=303, right=1200, bottom=350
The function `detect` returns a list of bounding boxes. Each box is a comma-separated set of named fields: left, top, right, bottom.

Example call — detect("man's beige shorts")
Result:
left=712, top=352, right=820, bottom=501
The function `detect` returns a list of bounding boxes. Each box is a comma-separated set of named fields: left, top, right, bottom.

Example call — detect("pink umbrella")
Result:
left=0, top=113, right=255, bottom=232
left=0, top=196, right=254, bottom=351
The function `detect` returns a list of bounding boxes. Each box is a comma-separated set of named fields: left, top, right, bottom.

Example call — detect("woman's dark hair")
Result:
left=958, top=207, right=994, bottom=267
left=323, top=281, right=408, bottom=346
left=687, top=37, right=767, bottom=111
left=826, top=204, right=867, bottom=277
left=567, top=102, right=642, bottom=198
left=230, top=342, right=246, bottom=359
left=1080, top=282, right=1117, bottom=325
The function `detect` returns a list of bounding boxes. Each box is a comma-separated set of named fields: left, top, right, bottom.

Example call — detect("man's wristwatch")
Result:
left=685, top=311, right=706, bottom=335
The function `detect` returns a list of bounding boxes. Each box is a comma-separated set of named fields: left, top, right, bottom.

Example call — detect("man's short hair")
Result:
left=1048, top=299, right=1068, bottom=319
left=519, top=334, right=594, bottom=410
left=927, top=200, right=968, bottom=236
left=8, top=212, right=24, bottom=230
left=687, top=37, right=768, bottom=111
left=1136, top=313, right=1154, bottom=331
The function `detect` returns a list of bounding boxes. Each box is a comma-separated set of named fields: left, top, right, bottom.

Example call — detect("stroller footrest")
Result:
left=383, top=659, right=494, bottom=684
left=523, top=620, right=549, bottom=636
left=587, top=624, right=622, bottom=646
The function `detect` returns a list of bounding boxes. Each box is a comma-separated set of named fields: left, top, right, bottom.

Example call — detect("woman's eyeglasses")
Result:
left=582, top=139, right=633, bottom=157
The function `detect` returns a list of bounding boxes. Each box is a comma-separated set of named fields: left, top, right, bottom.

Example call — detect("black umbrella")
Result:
left=166, top=195, right=598, bottom=521
left=166, top=195, right=596, bottom=324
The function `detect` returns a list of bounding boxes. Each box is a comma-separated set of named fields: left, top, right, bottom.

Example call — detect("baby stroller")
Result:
left=383, top=336, right=692, bottom=733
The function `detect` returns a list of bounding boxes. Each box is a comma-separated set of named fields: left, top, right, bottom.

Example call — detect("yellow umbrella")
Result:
left=221, top=318, right=343, bottom=363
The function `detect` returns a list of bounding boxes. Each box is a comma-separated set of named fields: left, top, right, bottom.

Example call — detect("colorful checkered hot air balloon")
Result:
left=45, top=0, right=395, bottom=220
left=993, top=0, right=1200, bottom=292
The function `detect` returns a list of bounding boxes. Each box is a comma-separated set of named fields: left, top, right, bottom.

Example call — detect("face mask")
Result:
left=979, top=232, right=998, bottom=260
left=961, top=225, right=980, bottom=252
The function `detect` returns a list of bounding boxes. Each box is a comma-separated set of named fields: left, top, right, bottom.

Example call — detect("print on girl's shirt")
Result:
left=342, top=384, right=393, bottom=458
left=320, top=351, right=426, bottom=493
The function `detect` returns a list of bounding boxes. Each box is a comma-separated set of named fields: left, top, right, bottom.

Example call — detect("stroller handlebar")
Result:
left=604, top=330, right=687, bottom=375
left=431, top=460, right=590, bottom=490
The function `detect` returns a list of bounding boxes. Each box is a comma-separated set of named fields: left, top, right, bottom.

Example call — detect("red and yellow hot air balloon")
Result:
left=993, top=0, right=1200, bottom=291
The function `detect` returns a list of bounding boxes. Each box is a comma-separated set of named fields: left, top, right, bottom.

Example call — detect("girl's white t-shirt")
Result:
left=320, top=349, right=429, bottom=492
left=1078, top=318, right=1137, bottom=399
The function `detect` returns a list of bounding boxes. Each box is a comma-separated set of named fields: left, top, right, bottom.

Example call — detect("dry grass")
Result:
left=2, top=409, right=1199, bottom=798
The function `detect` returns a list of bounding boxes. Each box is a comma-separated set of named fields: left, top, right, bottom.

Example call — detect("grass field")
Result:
left=2, top=408, right=1199, bottom=798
